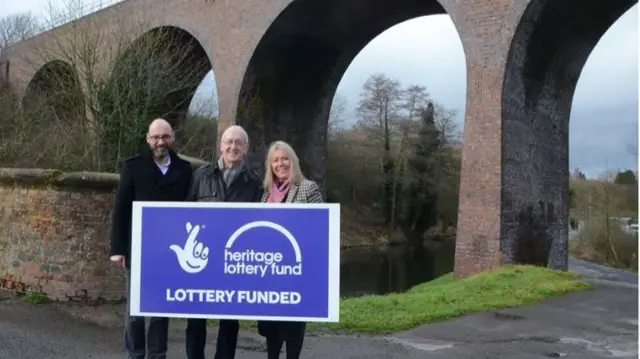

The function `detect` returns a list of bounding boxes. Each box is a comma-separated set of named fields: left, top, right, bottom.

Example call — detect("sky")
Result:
left=2, top=1, right=638, bottom=178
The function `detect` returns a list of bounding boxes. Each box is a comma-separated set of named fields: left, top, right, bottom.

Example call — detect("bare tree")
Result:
left=388, top=84, right=429, bottom=227
left=322, top=73, right=465, bottom=246
left=176, top=99, right=218, bottom=161
left=432, top=103, right=460, bottom=146
left=357, top=74, right=402, bottom=146
left=356, top=73, right=403, bottom=225
left=3, top=0, right=212, bottom=172
left=600, top=172, right=620, bottom=262
left=402, top=85, right=429, bottom=122
left=0, top=13, right=41, bottom=50
left=328, top=92, right=349, bottom=134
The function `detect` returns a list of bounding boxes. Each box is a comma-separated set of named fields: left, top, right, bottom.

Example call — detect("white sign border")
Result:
left=129, top=201, right=341, bottom=323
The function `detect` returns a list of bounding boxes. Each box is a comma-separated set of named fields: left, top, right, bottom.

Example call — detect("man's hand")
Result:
left=110, top=255, right=126, bottom=267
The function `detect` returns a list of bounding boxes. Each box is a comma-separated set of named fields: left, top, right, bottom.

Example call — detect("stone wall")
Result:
left=0, top=163, right=354, bottom=302
left=0, top=157, right=207, bottom=301
left=0, top=168, right=123, bottom=301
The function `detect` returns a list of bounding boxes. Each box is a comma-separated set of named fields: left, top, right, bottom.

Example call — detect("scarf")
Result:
left=266, top=178, right=291, bottom=203
left=217, top=156, right=243, bottom=188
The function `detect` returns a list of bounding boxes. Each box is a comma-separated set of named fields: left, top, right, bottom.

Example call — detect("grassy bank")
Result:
left=227, top=265, right=591, bottom=334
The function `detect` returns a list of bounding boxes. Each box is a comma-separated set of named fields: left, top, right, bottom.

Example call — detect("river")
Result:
left=339, top=240, right=456, bottom=297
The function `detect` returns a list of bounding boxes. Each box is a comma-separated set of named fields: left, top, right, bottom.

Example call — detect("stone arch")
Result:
left=23, top=59, right=85, bottom=121
left=107, top=25, right=213, bottom=127
left=235, top=0, right=467, bottom=187
left=500, top=0, right=637, bottom=269
left=102, top=25, right=215, bottom=161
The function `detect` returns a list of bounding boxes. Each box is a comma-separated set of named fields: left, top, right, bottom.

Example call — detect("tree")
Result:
left=432, top=103, right=459, bottom=144
left=568, top=186, right=576, bottom=210
left=318, top=73, right=463, bottom=246
left=356, top=73, right=403, bottom=225
left=0, top=12, right=40, bottom=50
left=614, top=169, right=637, bottom=185
left=570, top=168, right=638, bottom=270
left=571, top=168, right=587, bottom=180
left=389, top=84, right=429, bottom=227
left=327, top=73, right=461, bottom=241
left=400, top=103, right=440, bottom=241
left=94, top=27, right=210, bottom=170
left=581, top=172, right=626, bottom=264
left=612, top=169, right=638, bottom=214
left=327, top=93, right=368, bottom=204
left=402, top=85, right=429, bottom=121
left=175, top=99, right=218, bottom=161
left=9, top=0, right=212, bottom=172
left=328, top=93, right=349, bottom=133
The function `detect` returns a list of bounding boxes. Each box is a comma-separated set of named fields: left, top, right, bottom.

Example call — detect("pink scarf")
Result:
left=266, top=178, right=291, bottom=203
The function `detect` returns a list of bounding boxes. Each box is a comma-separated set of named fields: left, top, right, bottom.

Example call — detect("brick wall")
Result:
left=0, top=168, right=124, bottom=301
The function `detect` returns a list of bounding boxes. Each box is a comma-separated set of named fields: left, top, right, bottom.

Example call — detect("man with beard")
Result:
left=184, top=125, right=262, bottom=359
left=109, top=118, right=193, bottom=359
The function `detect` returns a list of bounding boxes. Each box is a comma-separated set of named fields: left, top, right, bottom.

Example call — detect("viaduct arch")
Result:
left=23, top=59, right=85, bottom=121
left=496, top=0, right=636, bottom=272
left=0, top=0, right=635, bottom=278
left=106, top=25, right=212, bottom=126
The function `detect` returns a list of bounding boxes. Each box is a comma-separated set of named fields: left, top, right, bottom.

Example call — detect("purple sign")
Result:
left=129, top=202, right=341, bottom=322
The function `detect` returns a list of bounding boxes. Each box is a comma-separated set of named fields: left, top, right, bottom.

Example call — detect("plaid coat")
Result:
left=261, top=178, right=323, bottom=203
left=257, top=177, right=323, bottom=340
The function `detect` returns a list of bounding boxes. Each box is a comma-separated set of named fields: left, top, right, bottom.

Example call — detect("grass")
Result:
left=19, top=291, right=49, bottom=304
left=215, top=265, right=592, bottom=334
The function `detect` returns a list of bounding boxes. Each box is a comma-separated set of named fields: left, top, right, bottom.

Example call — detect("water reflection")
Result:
left=340, top=241, right=455, bottom=297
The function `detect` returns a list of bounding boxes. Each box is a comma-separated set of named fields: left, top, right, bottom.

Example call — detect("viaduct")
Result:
left=0, top=0, right=636, bottom=278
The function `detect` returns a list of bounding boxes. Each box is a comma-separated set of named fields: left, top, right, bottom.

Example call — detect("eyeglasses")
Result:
left=148, top=134, right=172, bottom=142
left=221, top=138, right=245, bottom=146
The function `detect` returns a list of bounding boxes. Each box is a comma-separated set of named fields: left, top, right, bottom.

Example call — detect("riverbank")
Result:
left=322, top=264, right=590, bottom=333
left=226, top=264, right=590, bottom=333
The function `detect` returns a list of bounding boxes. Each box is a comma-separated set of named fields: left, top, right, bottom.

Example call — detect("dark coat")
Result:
left=109, top=149, right=193, bottom=268
left=186, top=161, right=262, bottom=203
left=257, top=178, right=323, bottom=341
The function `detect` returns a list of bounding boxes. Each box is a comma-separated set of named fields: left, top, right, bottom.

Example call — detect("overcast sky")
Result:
left=2, top=1, right=638, bottom=178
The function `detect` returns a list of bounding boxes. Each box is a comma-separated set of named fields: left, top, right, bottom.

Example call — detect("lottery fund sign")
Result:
left=129, top=201, right=341, bottom=322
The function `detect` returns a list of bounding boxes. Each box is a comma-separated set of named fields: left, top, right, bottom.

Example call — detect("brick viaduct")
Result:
left=0, top=0, right=636, bottom=278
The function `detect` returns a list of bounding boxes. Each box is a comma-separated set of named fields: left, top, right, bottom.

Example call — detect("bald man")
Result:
left=109, top=118, right=193, bottom=359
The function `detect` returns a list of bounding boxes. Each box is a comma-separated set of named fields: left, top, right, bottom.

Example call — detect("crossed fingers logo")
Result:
left=169, top=222, right=209, bottom=274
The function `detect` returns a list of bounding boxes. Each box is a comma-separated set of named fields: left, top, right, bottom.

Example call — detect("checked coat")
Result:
left=256, top=176, right=323, bottom=342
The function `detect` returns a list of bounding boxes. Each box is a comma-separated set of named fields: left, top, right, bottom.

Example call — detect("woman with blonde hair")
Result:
left=257, top=140, right=322, bottom=359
